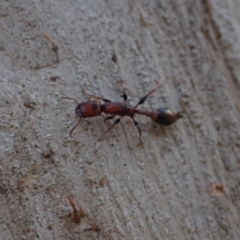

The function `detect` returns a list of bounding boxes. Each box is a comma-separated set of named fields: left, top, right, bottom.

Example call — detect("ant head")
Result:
left=152, top=108, right=183, bottom=126
left=62, top=97, right=81, bottom=116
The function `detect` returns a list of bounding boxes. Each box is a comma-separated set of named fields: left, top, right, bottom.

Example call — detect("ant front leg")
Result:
left=121, top=92, right=128, bottom=103
left=82, top=89, right=111, bottom=103
left=99, top=117, right=122, bottom=141
left=69, top=117, right=82, bottom=136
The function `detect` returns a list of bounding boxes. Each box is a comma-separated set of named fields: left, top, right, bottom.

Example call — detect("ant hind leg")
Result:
left=130, top=116, right=143, bottom=146
left=133, top=79, right=170, bottom=109
left=103, top=115, right=115, bottom=123
left=99, top=117, right=122, bottom=141
left=133, top=88, right=156, bottom=109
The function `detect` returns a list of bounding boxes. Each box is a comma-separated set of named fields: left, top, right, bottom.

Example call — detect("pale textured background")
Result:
left=0, top=0, right=240, bottom=239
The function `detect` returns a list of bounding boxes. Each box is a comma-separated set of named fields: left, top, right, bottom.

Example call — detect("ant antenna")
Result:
left=62, top=97, right=79, bottom=105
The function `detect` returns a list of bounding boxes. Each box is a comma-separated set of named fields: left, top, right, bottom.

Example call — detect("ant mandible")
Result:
left=63, top=86, right=183, bottom=144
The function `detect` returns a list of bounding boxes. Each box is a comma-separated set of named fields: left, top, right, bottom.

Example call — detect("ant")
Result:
left=63, top=86, right=183, bottom=144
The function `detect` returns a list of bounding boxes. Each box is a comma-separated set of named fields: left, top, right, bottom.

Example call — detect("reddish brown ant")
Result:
left=63, top=86, right=183, bottom=143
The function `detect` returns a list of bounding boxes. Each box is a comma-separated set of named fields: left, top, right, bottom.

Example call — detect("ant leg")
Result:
left=99, top=117, right=122, bottom=141
left=103, top=115, right=115, bottom=123
left=121, top=92, right=128, bottom=103
left=133, top=88, right=156, bottom=109
left=130, top=116, right=143, bottom=146
left=69, top=117, right=82, bottom=136
left=82, top=89, right=111, bottom=103
left=133, top=79, right=170, bottom=108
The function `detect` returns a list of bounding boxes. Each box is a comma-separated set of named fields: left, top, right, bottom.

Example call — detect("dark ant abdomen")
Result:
left=151, top=108, right=183, bottom=126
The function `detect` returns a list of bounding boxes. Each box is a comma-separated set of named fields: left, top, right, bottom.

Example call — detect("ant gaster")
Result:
left=63, top=86, right=183, bottom=143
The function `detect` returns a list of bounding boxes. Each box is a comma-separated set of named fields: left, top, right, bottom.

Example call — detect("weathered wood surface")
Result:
left=0, top=0, right=240, bottom=239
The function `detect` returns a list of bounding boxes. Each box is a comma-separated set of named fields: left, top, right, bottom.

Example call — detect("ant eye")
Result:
left=75, top=106, right=81, bottom=116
